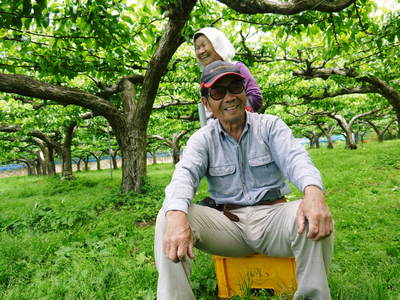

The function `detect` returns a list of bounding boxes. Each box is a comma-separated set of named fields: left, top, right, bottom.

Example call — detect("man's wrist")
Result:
left=166, top=210, right=187, bottom=217
left=304, top=184, right=323, bottom=193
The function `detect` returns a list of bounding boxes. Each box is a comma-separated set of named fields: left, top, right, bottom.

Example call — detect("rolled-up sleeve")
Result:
left=163, top=132, right=208, bottom=214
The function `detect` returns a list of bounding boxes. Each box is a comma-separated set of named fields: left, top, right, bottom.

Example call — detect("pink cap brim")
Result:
left=203, top=72, right=245, bottom=88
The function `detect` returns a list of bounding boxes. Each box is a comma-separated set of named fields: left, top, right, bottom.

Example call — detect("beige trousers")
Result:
left=154, top=200, right=333, bottom=300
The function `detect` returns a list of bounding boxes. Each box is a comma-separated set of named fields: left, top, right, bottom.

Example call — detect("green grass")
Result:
left=0, top=140, right=399, bottom=299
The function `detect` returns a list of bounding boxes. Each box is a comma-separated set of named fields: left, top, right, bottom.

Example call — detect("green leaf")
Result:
left=121, top=15, right=133, bottom=24
left=0, top=29, right=8, bottom=38
left=22, top=17, right=32, bottom=29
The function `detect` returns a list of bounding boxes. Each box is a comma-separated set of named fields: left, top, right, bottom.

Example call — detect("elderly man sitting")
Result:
left=154, top=61, right=334, bottom=300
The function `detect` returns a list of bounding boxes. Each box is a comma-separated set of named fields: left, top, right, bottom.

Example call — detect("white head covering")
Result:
left=193, top=27, right=236, bottom=66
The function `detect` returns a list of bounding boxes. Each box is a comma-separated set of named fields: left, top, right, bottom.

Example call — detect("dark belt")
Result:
left=223, top=197, right=287, bottom=222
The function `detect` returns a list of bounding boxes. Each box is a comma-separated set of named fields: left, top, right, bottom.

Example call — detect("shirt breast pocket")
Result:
left=208, top=165, right=236, bottom=195
left=249, top=154, right=279, bottom=187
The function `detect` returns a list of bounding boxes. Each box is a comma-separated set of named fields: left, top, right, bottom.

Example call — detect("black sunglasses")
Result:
left=207, top=79, right=245, bottom=101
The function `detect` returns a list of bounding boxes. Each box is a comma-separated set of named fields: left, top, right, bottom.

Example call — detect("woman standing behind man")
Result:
left=193, top=27, right=263, bottom=112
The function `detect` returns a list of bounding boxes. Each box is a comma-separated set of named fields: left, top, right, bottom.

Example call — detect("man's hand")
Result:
left=296, top=185, right=333, bottom=240
left=163, top=210, right=194, bottom=263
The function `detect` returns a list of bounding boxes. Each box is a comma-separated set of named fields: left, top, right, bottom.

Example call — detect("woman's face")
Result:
left=194, top=35, right=223, bottom=66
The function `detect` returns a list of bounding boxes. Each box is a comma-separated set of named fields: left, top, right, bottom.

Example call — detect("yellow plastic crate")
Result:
left=213, top=254, right=297, bottom=298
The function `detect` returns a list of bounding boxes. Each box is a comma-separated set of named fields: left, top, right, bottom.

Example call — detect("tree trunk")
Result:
left=61, top=147, right=73, bottom=178
left=328, top=114, right=358, bottom=149
left=36, top=151, right=46, bottom=175
left=172, top=146, right=180, bottom=164
left=84, top=156, right=89, bottom=171
left=34, top=157, right=42, bottom=175
left=308, top=138, right=314, bottom=148
left=111, top=151, right=119, bottom=169
left=33, top=138, right=56, bottom=176
left=76, top=159, right=82, bottom=172
left=326, top=134, right=334, bottom=149
left=314, top=136, right=320, bottom=149
left=344, top=130, right=357, bottom=149
left=354, top=131, right=360, bottom=144
left=118, top=127, right=147, bottom=193
left=47, top=145, right=56, bottom=175
left=152, top=150, right=157, bottom=165
left=96, top=157, right=101, bottom=170
left=59, top=123, right=76, bottom=179
left=23, top=162, right=34, bottom=176
left=90, top=153, right=103, bottom=170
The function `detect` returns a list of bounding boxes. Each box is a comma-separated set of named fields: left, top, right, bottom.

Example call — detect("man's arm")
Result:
left=296, top=185, right=333, bottom=240
left=163, top=210, right=194, bottom=262
left=162, top=130, right=208, bottom=261
left=262, top=117, right=332, bottom=240
left=163, top=131, right=208, bottom=213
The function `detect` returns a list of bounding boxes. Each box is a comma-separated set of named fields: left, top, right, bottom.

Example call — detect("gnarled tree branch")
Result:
left=217, top=0, right=355, bottom=15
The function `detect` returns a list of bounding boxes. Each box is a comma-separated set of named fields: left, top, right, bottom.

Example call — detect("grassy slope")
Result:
left=0, top=140, right=399, bottom=300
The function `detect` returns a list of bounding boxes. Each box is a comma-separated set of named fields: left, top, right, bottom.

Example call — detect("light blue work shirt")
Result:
left=163, top=112, right=323, bottom=214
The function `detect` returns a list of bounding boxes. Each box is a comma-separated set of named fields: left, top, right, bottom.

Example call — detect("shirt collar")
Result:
left=217, top=111, right=251, bottom=139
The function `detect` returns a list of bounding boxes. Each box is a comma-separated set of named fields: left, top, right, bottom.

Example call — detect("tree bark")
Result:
left=360, top=77, right=400, bottom=133
left=59, top=123, right=76, bottom=179
left=26, top=164, right=34, bottom=176
left=172, top=145, right=180, bottom=164
left=111, top=150, right=119, bottom=169
left=217, top=0, right=355, bottom=14
left=118, top=126, right=147, bottom=193
left=327, top=135, right=334, bottom=149
left=33, top=138, right=56, bottom=176
left=314, top=136, right=320, bottom=148
left=76, top=159, right=82, bottom=172
left=34, top=154, right=43, bottom=175
left=308, top=138, right=314, bottom=148
left=333, top=116, right=357, bottom=149
left=96, top=157, right=101, bottom=170
left=84, top=156, right=89, bottom=171
left=90, top=152, right=103, bottom=170
left=317, top=123, right=336, bottom=149
left=26, top=163, right=34, bottom=176
left=152, top=150, right=157, bottom=165
left=47, top=145, right=56, bottom=175
left=326, top=126, right=336, bottom=149
left=304, top=131, right=321, bottom=149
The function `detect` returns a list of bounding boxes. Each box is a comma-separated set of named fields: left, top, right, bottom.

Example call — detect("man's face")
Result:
left=194, top=35, right=222, bottom=66
left=202, top=75, right=247, bottom=125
